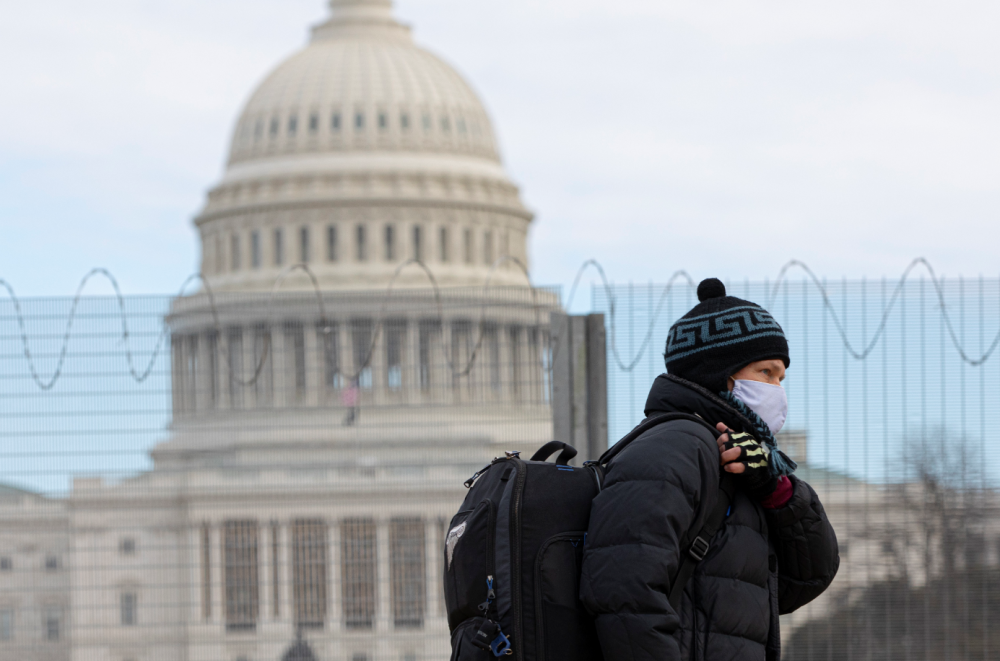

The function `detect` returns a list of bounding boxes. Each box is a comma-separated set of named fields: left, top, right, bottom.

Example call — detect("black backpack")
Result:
left=443, top=413, right=733, bottom=661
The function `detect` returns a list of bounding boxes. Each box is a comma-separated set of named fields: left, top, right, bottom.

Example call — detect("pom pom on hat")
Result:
left=697, top=278, right=726, bottom=302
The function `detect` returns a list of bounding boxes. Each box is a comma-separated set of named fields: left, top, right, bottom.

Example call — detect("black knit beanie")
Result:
left=664, top=278, right=790, bottom=393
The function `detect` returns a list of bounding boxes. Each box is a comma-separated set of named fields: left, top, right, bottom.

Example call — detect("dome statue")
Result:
left=195, top=0, right=533, bottom=292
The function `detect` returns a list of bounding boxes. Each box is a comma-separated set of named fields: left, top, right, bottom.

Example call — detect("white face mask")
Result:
left=731, top=379, right=787, bottom=434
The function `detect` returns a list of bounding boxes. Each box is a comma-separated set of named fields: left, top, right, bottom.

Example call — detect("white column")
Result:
left=376, top=519, right=392, bottom=632
left=279, top=523, right=291, bottom=623
left=212, top=523, right=223, bottom=626
left=305, top=321, right=320, bottom=407
left=405, top=316, right=420, bottom=405
left=272, top=324, right=288, bottom=409
left=424, top=518, right=441, bottom=620
left=261, top=522, right=272, bottom=624
left=328, top=520, right=341, bottom=632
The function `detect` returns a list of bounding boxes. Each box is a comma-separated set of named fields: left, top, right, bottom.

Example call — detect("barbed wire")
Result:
left=765, top=258, right=1000, bottom=366
left=2, top=257, right=999, bottom=391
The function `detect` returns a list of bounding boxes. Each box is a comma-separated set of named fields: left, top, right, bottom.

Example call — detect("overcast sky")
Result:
left=2, top=0, right=1000, bottom=298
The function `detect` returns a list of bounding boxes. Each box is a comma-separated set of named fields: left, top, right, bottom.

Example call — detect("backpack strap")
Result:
left=597, top=412, right=710, bottom=465
left=667, top=473, right=736, bottom=611
left=597, top=412, right=735, bottom=612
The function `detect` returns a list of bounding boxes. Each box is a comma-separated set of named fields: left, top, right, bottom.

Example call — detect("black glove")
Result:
left=723, top=430, right=777, bottom=500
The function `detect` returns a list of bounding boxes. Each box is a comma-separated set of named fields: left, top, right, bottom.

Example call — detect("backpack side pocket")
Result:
left=444, top=498, right=496, bottom=630
left=534, top=532, right=601, bottom=661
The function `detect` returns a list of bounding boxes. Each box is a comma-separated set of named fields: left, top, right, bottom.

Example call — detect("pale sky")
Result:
left=2, top=0, right=1000, bottom=297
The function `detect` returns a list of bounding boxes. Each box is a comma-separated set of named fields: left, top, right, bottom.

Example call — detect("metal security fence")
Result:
left=3, top=268, right=1000, bottom=660
left=0, top=286, right=557, bottom=661
left=593, top=271, right=1000, bottom=660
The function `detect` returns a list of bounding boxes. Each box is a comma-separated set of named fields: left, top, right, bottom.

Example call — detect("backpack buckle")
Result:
left=688, top=535, right=710, bottom=562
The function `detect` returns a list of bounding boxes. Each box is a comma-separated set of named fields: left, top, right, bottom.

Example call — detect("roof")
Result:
left=227, top=0, right=499, bottom=165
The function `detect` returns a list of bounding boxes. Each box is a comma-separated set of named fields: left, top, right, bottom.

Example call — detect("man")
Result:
left=580, top=278, right=839, bottom=661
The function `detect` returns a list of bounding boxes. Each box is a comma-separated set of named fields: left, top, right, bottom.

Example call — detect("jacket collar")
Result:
left=644, top=373, right=755, bottom=434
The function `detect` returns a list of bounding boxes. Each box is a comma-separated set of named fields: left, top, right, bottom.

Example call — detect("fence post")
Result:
left=550, top=313, right=608, bottom=463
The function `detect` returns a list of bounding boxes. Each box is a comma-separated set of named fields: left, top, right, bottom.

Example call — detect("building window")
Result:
left=422, top=114, right=431, bottom=130
left=390, top=517, right=425, bottom=628
left=299, top=226, right=310, bottom=263
left=412, top=225, right=423, bottom=262
left=223, top=520, right=259, bottom=631
left=483, top=231, right=493, bottom=265
left=270, top=118, right=279, bottom=137
left=0, top=557, right=11, bottom=571
left=43, top=608, right=61, bottom=641
left=355, top=112, right=364, bottom=130
left=385, top=225, right=395, bottom=261
left=309, top=113, right=319, bottom=133
left=120, top=592, right=137, bottom=626
left=0, top=609, right=12, bottom=641
left=378, top=112, right=387, bottom=129
left=288, top=115, right=298, bottom=136
left=352, top=655, right=368, bottom=661
left=386, top=321, right=405, bottom=391
left=120, top=538, right=136, bottom=556
left=356, top=224, right=367, bottom=262
left=227, top=327, right=244, bottom=410
left=44, top=556, right=58, bottom=571
left=292, top=519, right=328, bottom=629
left=457, top=118, right=467, bottom=134
left=320, top=323, right=341, bottom=390
left=231, top=234, right=241, bottom=271
left=285, top=322, right=306, bottom=403
left=327, top=225, right=338, bottom=262
left=439, top=227, right=449, bottom=263
left=332, top=112, right=342, bottom=131
left=251, top=231, right=261, bottom=269
left=274, top=228, right=284, bottom=267
left=463, top=228, right=473, bottom=264
left=400, top=113, right=409, bottom=130
left=201, top=523, right=212, bottom=620
left=351, top=320, right=374, bottom=390
left=441, top=116, right=451, bottom=132
left=270, top=522, right=280, bottom=618
left=341, top=519, right=376, bottom=630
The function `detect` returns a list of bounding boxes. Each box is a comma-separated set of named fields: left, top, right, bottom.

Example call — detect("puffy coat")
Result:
left=580, top=374, right=839, bottom=661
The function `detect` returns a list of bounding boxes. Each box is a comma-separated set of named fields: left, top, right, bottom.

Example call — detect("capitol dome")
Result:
left=196, top=0, right=533, bottom=292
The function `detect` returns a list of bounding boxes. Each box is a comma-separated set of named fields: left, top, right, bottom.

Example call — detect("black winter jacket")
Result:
left=580, top=375, right=839, bottom=661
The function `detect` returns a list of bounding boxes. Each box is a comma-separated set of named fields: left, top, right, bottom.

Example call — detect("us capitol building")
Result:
left=0, top=1, right=556, bottom=660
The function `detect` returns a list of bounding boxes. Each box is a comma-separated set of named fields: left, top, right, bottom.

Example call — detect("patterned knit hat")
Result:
left=664, top=278, right=789, bottom=393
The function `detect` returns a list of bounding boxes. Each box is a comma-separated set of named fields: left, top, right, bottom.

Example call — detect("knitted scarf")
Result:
left=717, top=389, right=797, bottom=477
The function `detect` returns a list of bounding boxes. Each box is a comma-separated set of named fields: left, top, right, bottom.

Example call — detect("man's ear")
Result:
left=726, top=375, right=735, bottom=391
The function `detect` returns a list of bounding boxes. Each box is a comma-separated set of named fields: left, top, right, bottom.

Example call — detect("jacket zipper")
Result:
left=510, top=456, right=526, bottom=661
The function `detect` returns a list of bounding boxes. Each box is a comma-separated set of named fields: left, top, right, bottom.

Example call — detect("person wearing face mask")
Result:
left=580, top=278, right=839, bottom=661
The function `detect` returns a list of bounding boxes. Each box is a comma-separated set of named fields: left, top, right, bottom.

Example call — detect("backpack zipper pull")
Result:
left=464, top=463, right=492, bottom=488
left=478, top=574, right=497, bottom=613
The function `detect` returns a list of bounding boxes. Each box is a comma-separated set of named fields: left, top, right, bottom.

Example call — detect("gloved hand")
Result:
left=720, top=430, right=778, bottom=500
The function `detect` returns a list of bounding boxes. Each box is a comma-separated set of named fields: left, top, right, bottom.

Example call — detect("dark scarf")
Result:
left=644, top=373, right=797, bottom=477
